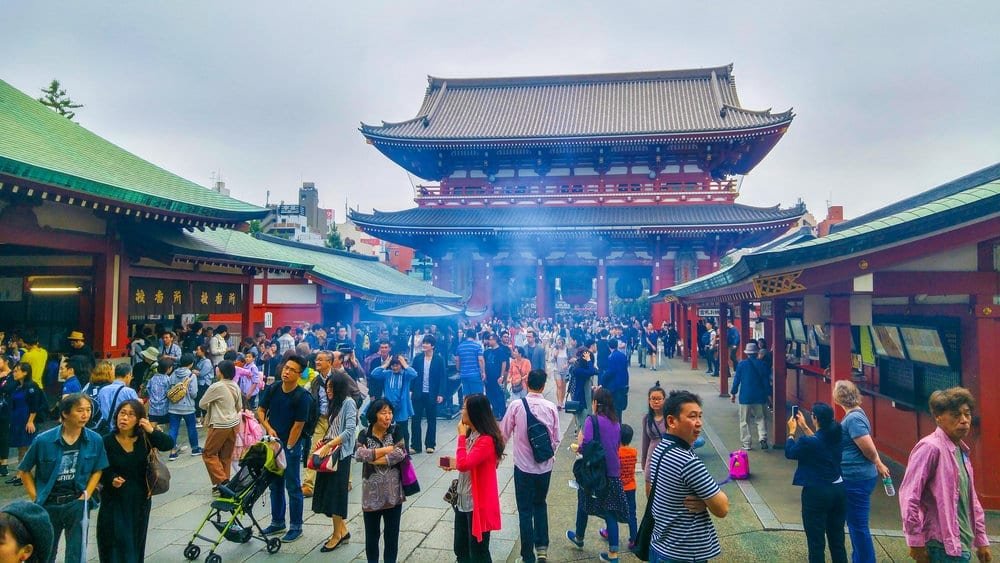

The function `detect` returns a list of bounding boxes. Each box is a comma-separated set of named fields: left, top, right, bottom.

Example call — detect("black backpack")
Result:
left=521, top=398, right=554, bottom=463
left=95, top=384, right=125, bottom=435
left=83, top=383, right=105, bottom=430
left=572, top=415, right=608, bottom=496
left=298, top=385, right=320, bottom=438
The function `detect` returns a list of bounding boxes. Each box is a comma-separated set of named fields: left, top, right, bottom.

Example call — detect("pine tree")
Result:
left=326, top=224, right=345, bottom=250
left=38, top=80, right=83, bottom=120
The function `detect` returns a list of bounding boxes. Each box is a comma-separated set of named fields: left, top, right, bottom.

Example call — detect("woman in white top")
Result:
left=550, top=337, right=570, bottom=409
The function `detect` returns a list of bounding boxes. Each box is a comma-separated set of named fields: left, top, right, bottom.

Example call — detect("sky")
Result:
left=4, top=1, right=1000, bottom=222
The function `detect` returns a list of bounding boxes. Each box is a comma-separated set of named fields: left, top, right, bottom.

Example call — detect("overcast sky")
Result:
left=4, top=1, right=999, bottom=222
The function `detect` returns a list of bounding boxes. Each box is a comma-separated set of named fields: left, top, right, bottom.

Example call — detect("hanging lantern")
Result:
left=615, top=275, right=643, bottom=300
left=560, top=275, right=592, bottom=306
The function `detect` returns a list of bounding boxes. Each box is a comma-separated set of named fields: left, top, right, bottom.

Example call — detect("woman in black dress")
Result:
left=312, top=373, right=358, bottom=552
left=97, top=399, right=174, bottom=562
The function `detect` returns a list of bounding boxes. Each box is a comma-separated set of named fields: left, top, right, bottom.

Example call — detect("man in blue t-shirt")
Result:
left=454, top=329, right=485, bottom=395
left=257, top=355, right=311, bottom=544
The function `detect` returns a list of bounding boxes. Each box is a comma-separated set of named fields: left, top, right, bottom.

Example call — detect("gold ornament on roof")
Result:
left=752, top=271, right=806, bottom=298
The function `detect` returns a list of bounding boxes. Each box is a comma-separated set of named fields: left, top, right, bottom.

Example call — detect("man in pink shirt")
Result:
left=501, top=369, right=561, bottom=563
left=899, top=387, right=992, bottom=562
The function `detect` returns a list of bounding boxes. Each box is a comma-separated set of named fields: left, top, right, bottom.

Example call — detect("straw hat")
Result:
left=743, top=342, right=759, bottom=355
left=67, top=331, right=85, bottom=341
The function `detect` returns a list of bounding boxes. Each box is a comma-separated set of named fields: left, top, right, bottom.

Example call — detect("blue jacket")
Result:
left=730, top=358, right=771, bottom=405
left=600, top=350, right=629, bottom=392
left=18, top=426, right=108, bottom=505
left=370, top=366, right=417, bottom=421
left=785, top=429, right=844, bottom=487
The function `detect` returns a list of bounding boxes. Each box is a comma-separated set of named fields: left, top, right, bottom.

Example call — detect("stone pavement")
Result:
left=2, top=358, right=997, bottom=562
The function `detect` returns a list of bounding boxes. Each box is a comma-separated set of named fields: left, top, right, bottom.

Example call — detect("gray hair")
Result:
left=833, top=380, right=862, bottom=409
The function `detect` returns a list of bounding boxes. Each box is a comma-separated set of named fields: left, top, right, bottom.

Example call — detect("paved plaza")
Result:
left=3, top=357, right=998, bottom=562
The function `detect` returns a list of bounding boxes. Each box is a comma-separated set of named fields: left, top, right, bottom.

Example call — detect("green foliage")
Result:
left=325, top=223, right=345, bottom=250
left=248, top=220, right=262, bottom=235
left=38, top=79, right=83, bottom=120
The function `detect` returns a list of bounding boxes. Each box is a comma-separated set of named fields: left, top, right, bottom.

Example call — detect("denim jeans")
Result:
left=575, top=489, right=619, bottom=552
left=624, top=489, right=638, bottom=543
left=801, top=483, right=848, bottom=563
left=268, top=442, right=303, bottom=530
left=843, top=477, right=877, bottom=563
left=45, top=498, right=87, bottom=563
left=514, top=468, right=551, bottom=563
left=461, top=377, right=485, bottom=396
left=926, top=542, right=972, bottom=562
left=169, top=412, right=199, bottom=449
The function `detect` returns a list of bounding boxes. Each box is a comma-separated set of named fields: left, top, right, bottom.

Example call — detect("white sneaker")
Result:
left=196, top=421, right=204, bottom=429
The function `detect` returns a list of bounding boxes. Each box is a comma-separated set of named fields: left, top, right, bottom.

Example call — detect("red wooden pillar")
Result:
left=718, top=305, right=730, bottom=397
left=481, top=256, right=494, bottom=317
left=92, top=241, right=127, bottom=359
left=829, top=295, right=853, bottom=419
left=676, top=301, right=687, bottom=360
left=241, top=273, right=254, bottom=343
left=115, top=256, right=130, bottom=357
left=535, top=261, right=548, bottom=318
left=972, top=295, right=1000, bottom=508
left=740, top=301, right=752, bottom=360
left=433, top=256, right=452, bottom=293
left=351, top=300, right=361, bottom=325
left=689, top=305, right=700, bottom=370
left=596, top=259, right=608, bottom=318
left=771, top=299, right=788, bottom=447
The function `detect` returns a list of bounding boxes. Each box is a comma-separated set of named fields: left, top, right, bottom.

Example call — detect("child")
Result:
left=143, top=358, right=171, bottom=425
left=167, top=354, right=202, bottom=460
left=600, top=423, right=639, bottom=551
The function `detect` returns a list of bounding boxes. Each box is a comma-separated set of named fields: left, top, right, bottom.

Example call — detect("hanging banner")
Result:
left=129, top=278, right=187, bottom=317
left=191, top=282, right=243, bottom=315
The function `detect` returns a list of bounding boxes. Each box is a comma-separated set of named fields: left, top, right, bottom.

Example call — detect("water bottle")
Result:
left=882, top=476, right=895, bottom=497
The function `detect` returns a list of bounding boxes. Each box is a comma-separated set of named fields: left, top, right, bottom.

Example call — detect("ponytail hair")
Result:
left=811, top=402, right=842, bottom=445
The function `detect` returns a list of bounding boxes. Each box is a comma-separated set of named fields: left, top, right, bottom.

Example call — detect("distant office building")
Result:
left=298, top=182, right=330, bottom=235
left=263, top=203, right=325, bottom=247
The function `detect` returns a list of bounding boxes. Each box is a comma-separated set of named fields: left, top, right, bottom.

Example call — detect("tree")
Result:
left=325, top=224, right=345, bottom=250
left=38, top=80, right=83, bottom=120
left=248, top=220, right=262, bottom=235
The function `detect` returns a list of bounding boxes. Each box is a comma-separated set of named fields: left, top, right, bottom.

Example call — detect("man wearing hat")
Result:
left=0, top=500, right=55, bottom=562
left=65, top=331, right=94, bottom=373
left=729, top=342, right=772, bottom=450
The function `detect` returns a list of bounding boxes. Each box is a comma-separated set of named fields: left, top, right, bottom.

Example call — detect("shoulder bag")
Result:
left=144, top=433, right=171, bottom=496
left=634, top=442, right=677, bottom=561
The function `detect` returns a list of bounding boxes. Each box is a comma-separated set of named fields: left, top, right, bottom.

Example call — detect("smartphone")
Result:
left=438, top=456, right=451, bottom=469
left=791, top=405, right=800, bottom=418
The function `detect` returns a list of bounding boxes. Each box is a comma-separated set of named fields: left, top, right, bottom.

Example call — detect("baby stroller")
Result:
left=183, top=439, right=286, bottom=562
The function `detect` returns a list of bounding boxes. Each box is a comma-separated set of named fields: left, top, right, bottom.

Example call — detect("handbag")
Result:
left=144, top=433, right=171, bottom=496
left=443, top=478, right=459, bottom=507
left=634, top=443, right=676, bottom=561
left=399, top=456, right=420, bottom=496
left=563, top=399, right=582, bottom=414
left=307, top=439, right=340, bottom=473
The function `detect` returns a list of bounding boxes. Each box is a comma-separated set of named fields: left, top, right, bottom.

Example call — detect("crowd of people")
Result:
left=0, top=317, right=994, bottom=563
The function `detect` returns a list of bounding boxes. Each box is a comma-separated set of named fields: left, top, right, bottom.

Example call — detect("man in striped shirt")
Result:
left=647, top=390, right=729, bottom=562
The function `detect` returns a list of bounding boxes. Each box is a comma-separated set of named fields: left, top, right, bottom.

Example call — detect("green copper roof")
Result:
left=655, top=163, right=1000, bottom=301
left=0, top=79, right=267, bottom=222
left=147, top=227, right=459, bottom=302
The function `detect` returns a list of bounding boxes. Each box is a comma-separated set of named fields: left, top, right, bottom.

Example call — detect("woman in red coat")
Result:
left=447, top=393, right=505, bottom=562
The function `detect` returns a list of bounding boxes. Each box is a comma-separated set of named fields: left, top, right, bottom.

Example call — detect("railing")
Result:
left=414, top=178, right=739, bottom=205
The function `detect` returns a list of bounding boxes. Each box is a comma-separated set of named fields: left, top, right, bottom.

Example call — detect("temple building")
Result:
left=653, top=163, right=1000, bottom=507
left=351, top=65, right=806, bottom=321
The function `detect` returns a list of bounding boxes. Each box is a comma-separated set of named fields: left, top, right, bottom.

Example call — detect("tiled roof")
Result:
left=349, top=203, right=806, bottom=233
left=360, top=65, right=793, bottom=141
left=831, top=162, right=1000, bottom=233
left=655, top=163, right=1000, bottom=301
left=0, top=79, right=267, bottom=222
left=142, top=228, right=459, bottom=301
